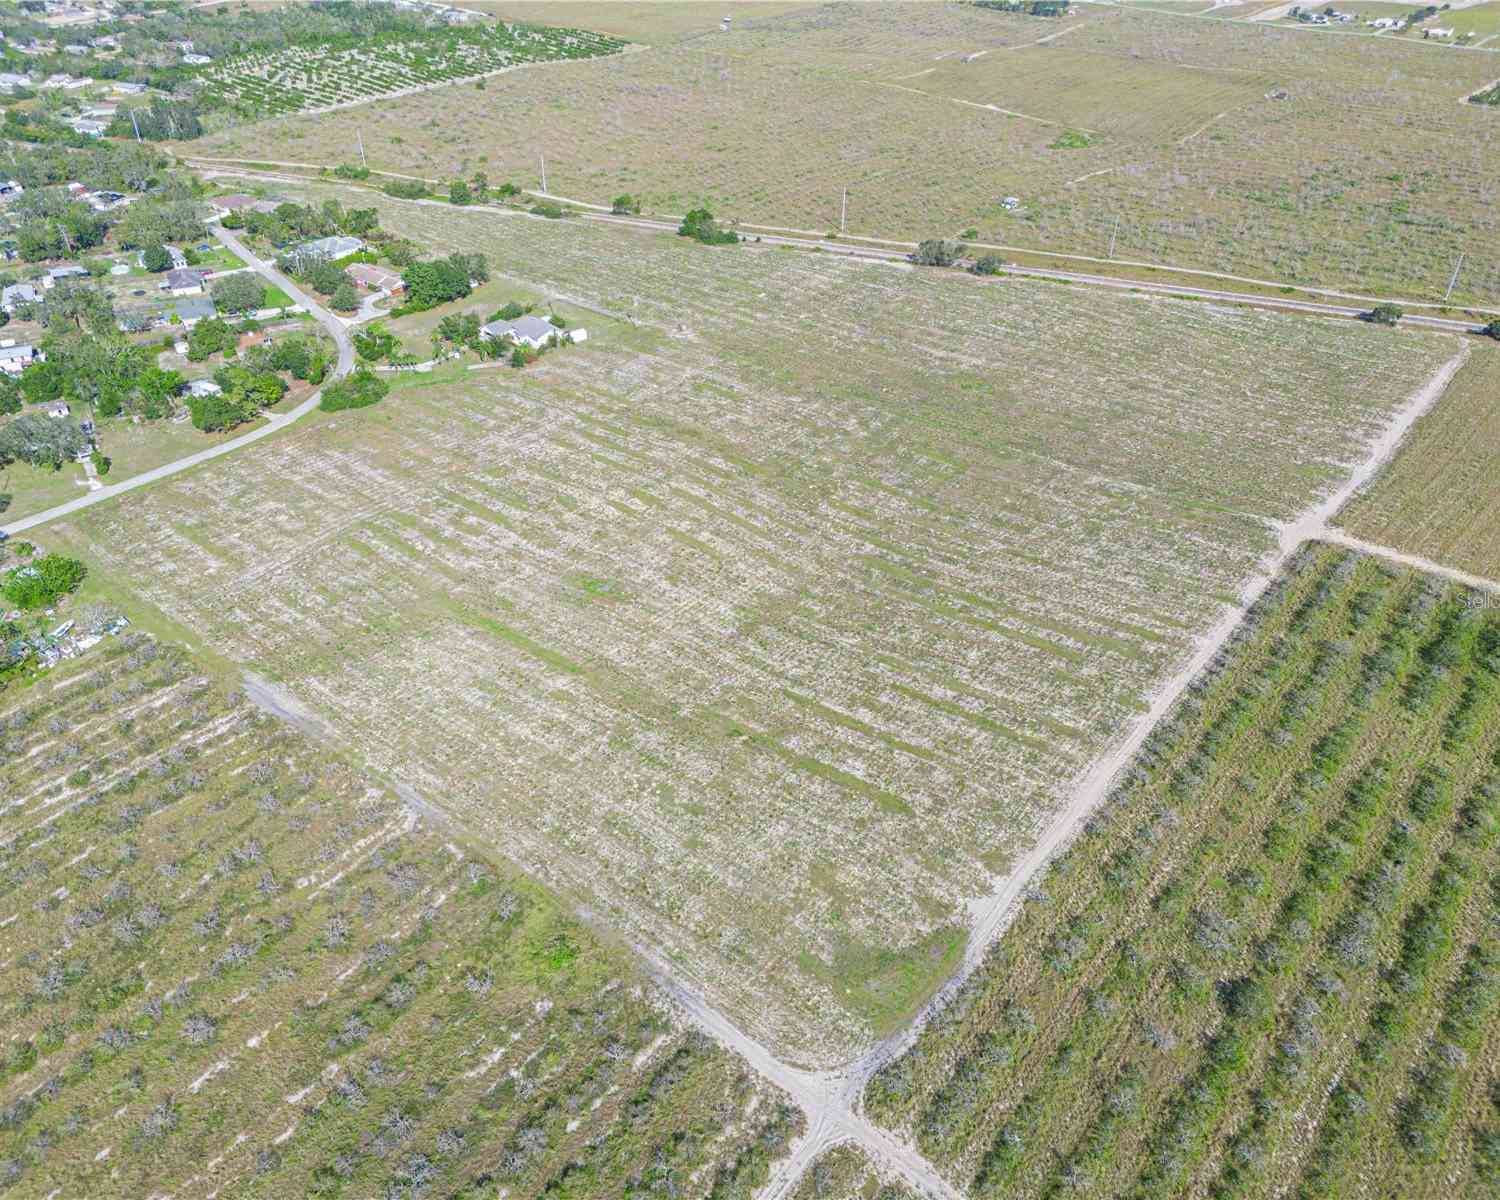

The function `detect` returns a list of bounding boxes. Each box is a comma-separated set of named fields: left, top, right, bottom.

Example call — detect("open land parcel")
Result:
left=188, top=3, right=1500, bottom=305
left=1336, top=344, right=1500, bottom=581
left=38, top=191, right=1461, bottom=1064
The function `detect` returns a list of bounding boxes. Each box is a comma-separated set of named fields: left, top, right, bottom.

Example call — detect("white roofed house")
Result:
left=0, top=72, right=32, bottom=89
left=0, top=343, right=44, bottom=375
left=182, top=52, right=212, bottom=65
left=69, top=117, right=108, bottom=138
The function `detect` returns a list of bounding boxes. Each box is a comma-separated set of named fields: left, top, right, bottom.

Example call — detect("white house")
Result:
left=186, top=378, right=222, bottom=398
left=69, top=117, right=107, bottom=138
left=0, top=72, right=32, bottom=89
left=165, top=267, right=211, bottom=296
left=0, top=343, right=44, bottom=374
left=479, top=315, right=585, bottom=349
left=43, top=400, right=69, bottom=418
left=182, top=52, right=212, bottom=65
left=1424, top=25, right=1454, bottom=37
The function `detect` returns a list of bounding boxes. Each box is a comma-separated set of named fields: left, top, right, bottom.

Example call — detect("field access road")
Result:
left=0, top=224, right=355, bottom=540
left=186, top=163, right=1495, bottom=336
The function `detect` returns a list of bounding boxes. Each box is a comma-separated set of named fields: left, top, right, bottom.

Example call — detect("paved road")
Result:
left=0, top=223, right=355, bottom=539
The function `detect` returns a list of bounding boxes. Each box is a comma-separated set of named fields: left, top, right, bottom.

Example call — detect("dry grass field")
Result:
left=43, top=193, right=1456, bottom=1063
left=189, top=2, right=1500, bottom=302
left=866, top=544, right=1500, bottom=1197
left=0, top=635, right=798, bottom=1199
left=1336, top=344, right=1500, bottom=581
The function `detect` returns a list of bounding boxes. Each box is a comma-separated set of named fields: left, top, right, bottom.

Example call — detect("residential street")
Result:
left=0, top=222, right=355, bottom=539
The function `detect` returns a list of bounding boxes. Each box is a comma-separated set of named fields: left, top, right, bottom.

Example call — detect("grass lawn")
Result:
left=193, top=241, right=248, bottom=271
left=0, top=411, right=266, bottom=524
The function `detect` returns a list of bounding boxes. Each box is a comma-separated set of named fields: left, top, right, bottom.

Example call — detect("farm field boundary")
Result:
left=182, top=160, right=1500, bottom=324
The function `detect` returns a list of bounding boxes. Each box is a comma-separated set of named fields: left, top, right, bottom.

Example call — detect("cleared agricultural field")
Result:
left=190, top=2, right=1500, bottom=303
left=0, top=636, right=797, bottom=1199
left=1337, top=344, right=1500, bottom=581
left=864, top=544, right=1500, bottom=1197
left=45, top=194, right=1456, bottom=1063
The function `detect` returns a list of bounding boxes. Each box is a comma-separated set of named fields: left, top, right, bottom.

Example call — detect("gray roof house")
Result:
left=1, top=282, right=40, bottom=311
left=187, top=378, right=222, bottom=397
left=480, top=315, right=559, bottom=349
left=165, top=266, right=210, bottom=295
left=0, top=343, right=42, bottom=374
left=43, top=264, right=89, bottom=287
left=172, top=295, right=217, bottom=327
left=289, top=234, right=363, bottom=265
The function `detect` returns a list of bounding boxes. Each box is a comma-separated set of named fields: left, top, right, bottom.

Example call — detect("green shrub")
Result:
left=2, top=554, right=87, bottom=610
left=320, top=368, right=389, bottom=412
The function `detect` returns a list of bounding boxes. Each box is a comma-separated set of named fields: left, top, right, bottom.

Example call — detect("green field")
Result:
left=188, top=2, right=1500, bottom=304
left=37, top=188, right=1459, bottom=1064
left=1337, top=344, right=1500, bottom=580
left=0, top=634, right=799, bottom=1199
left=865, top=544, right=1500, bottom=1197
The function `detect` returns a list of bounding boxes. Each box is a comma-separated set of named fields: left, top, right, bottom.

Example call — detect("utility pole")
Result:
left=356, top=128, right=367, bottom=167
left=1107, top=215, right=1119, bottom=260
left=1443, top=251, right=1464, bottom=303
left=539, top=153, right=547, bottom=193
left=129, top=108, right=141, bottom=143
left=840, top=187, right=847, bottom=236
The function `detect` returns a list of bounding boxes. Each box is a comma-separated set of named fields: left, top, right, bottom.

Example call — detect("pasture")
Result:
left=0, top=636, right=796, bottom=1199
left=1336, top=344, right=1500, bottom=581
left=865, top=545, right=1500, bottom=1198
left=188, top=2, right=1500, bottom=303
left=44, top=194, right=1455, bottom=1063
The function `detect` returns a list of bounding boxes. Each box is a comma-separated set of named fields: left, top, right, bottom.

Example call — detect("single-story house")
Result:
left=63, top=43, right=90, bottom=55
left=347, top=262, right=403, bottom=293
left=480, top=315, right=574, bottom=350
left=1424, top=25, right=1454, bottom=36
left=90, top=34, right=120, bottom=48
left=0, top=180, right=21, bottom=201
left=289, top=234, right=363, bottom=265
left=69, top=117, right=107, bottom=138
left=43, top=264, right=89, bottom=288
left=165, top=266, right=212, bottom=296
left=0, top=343, right=42, bottom=374
left=112, top=81, right=147, bottom=95
left=1, top=282, right=40, bottom=311
left=186, top=378, right=222, bottom=398
left=43, top=400, right=69, bottom=418
left=173, top=296, right=217, bottom=327
left=182, top=52, right=212, bottom=65
left=86, top=190, right=129, bottom=212
left=163, top=245, right=189, bottom=269
left=0, top=72, right=32, bottom=89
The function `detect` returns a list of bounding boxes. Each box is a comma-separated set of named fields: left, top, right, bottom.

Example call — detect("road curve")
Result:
left=0, top=222, right=355, bottom=539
